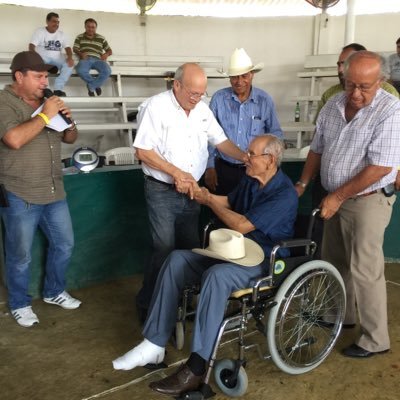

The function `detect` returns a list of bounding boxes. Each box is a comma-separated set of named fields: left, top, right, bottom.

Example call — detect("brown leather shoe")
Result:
left=149, top=364, right=204, bottom=396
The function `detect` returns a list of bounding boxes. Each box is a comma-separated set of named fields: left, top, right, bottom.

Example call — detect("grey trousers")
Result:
left=142, top=250, right=264, bottom=361
left=322, top=192, right=396, bottom=352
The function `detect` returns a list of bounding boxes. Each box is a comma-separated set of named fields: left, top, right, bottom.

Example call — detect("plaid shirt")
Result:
left=311, top=89, right=400, bottom=194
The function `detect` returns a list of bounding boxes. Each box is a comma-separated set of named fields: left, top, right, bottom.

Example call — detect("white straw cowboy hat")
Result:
left=192, top=229, right=264, bottom=267
left=227, top=48, right=264, bottom=77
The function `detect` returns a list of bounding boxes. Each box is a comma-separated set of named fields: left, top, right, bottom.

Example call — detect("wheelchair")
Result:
left=175, top=209, right=346, bottom=399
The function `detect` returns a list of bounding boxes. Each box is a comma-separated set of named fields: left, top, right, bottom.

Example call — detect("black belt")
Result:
left=145, top=175, right=175, bottom=187
left=217, top=157, right=246, bottom=169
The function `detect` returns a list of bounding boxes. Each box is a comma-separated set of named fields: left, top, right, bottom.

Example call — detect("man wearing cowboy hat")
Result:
left=0, top=51, right=81, bottom=328
left=206, top=48, right=283, bottom=195
left=113, top=134, right=298, bottom=397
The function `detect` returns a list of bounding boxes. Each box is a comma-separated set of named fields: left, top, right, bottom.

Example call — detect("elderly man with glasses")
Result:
left=205, top=48, right=283, bottom=195
left=133, top=63, right=247, bottom=322
left=297, top=51, right=400, bottom=359
left=113, top=134, right=298, bottom=397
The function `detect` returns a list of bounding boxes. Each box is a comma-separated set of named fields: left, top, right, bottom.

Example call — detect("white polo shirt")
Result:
left=134, top=90, right=227, bottom=183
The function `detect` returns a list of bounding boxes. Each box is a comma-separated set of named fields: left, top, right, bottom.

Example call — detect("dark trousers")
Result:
left=215, top=158, right=246, bottom=196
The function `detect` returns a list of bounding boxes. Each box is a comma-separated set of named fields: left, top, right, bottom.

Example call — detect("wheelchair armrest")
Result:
left=251, top=275, right=274, bottom=303
left=278, top=238, right=313, bottom=248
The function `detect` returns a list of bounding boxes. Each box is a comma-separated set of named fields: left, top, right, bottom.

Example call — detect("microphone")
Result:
left=43, top=88, right=73, bottom=125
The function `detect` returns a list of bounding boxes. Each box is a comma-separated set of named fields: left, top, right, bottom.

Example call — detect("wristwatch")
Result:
left=66, top=120, right=78, bottom=131
left=295, top=180, right=307, bottom=188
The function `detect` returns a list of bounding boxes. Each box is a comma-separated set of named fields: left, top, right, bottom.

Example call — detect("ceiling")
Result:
left=1, top=0, right=400, bottom=18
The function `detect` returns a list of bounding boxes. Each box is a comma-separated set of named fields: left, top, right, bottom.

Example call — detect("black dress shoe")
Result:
left=95, top=87, right=102, bottom=96
left=342, top=343, right=390, bottom=358
left=149, top=364, right=204, bottom=396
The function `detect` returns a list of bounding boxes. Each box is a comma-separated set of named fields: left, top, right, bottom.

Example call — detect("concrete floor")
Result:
left=0, top=265, right=399, bottom=400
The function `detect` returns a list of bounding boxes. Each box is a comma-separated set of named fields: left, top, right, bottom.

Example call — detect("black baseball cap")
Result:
left=10, top=51, right=58, bottom=74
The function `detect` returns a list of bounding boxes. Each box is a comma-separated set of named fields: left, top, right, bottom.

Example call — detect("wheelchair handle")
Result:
left=306, top=208, right=321, bottom=240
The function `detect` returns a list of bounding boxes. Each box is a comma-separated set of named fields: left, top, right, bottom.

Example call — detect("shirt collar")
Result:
left=169, top=89, right=182, bottom=110
left=83, top=32, right=97, bottom=40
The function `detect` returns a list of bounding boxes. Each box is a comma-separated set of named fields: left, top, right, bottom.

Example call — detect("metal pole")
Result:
left=344, top=0, right=356, bottom=45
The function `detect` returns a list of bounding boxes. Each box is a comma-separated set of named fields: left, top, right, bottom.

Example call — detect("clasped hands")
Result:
left=173, top=171, right=210, bottom=204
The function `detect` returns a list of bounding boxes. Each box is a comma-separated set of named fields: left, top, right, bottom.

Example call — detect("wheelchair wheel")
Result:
left=175, top=321, right=185, bottom=350
left=214, top=359, right=248, bottom=397
left=267, top=260, right=345, bottom=375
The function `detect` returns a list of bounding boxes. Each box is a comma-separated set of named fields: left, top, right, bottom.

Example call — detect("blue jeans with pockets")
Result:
left=0, top=191, right=74, bottom=310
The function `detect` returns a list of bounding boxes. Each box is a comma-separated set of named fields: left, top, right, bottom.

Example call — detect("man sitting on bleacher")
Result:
left=73, top=18, right=112, bottom=97
left=29, top=12, right=74, bottom=97
left=112, top=134, right=298, bottom=397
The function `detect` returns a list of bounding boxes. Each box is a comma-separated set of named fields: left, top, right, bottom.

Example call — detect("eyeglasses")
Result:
left=345, top=79, right=381, bottom=93
left=247, top=151, right=271, bottom=159
left=179, top=82, right=207, bottom=100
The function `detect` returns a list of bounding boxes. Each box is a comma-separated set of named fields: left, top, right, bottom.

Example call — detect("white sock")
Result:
left=112, top=339, right=165, bottom=371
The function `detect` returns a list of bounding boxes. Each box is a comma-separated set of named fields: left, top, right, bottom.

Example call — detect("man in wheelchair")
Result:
left=113, top=134, right=298, bottom=396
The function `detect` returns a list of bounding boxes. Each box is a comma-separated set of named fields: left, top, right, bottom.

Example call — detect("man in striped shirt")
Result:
left=73, top=18, right=112, bottom=97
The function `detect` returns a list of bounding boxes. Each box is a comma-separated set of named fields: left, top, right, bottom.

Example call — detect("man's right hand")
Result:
left=42, top=95, right=65, bottom=120
left=173, top=170, right=198, bottom=199
left=205, top=168, right=218, bottom=192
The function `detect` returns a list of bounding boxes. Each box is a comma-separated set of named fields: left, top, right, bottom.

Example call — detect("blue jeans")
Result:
left=0, top=192, right=74, bottom=310
left=41, top=56, right=74, bottom=91
left=136, top=177, right=201, bottom=309
left=75, top=57, right=111, bottom=91
left=143, top=250, right=264, bottom=361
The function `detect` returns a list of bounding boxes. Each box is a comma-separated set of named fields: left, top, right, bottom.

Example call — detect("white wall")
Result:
left=1, top=4, right=399, bottom=151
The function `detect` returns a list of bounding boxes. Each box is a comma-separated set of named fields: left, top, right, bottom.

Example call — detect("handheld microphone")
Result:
left=43, top=88, right=73, bottom=125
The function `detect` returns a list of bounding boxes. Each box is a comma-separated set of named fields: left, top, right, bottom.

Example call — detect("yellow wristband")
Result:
left=37, top=112, right=50, bottom=125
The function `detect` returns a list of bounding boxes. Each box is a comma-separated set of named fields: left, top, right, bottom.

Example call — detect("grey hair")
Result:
left=344, top=50, right=387, bottom=80
left=174, top=65, right=185, bottom=82
left=262, top=134, right=284, bottom=167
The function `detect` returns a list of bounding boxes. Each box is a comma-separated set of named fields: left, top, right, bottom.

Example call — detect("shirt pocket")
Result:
left=249, top=118, right=264, bottom=139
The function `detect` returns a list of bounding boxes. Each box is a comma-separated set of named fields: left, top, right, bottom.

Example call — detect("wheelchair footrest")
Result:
left=143, top=361, right=168, bottom=370
left=178, top=383, right=216, bottom=400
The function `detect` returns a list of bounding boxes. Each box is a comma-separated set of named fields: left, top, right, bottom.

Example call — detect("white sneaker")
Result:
left=11, top=306, right=39, bottom=327
left=43, top=291, right=81, bottom=309
left=112, top=339, right=165, bottom=371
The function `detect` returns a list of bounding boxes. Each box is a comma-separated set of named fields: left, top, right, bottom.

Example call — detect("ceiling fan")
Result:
left=136, top=0, right=157, bottom=16
left=305, top=0, right=341, bottom=11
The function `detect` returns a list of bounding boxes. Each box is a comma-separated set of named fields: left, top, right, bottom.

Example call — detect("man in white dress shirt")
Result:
left=134, top=63, right=246, bottom=320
